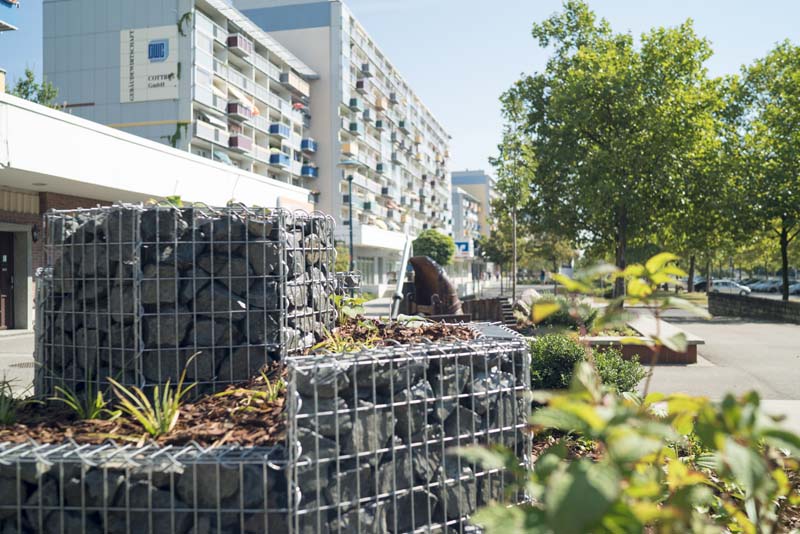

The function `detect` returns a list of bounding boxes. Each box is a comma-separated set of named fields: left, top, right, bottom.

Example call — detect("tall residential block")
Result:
left=237, top=0, right=453, bottom=293
left=43, top=0, right=319, bottom=196
left=451, top=170, right=498, bottom=239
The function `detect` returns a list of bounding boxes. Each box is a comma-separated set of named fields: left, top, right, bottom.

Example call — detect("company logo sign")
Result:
left=147, top=39, right=169, bottom=62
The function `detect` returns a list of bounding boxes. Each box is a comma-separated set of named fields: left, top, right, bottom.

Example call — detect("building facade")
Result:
left=451, top=170, right=498, bottom=239
left=452, top=187, right=481, bottom=247
left=43, top=0, right=319, bottom=192
left=237, top=0, right=453, bottom=295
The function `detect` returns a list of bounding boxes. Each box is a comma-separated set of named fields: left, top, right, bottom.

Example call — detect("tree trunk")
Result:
left=512, top=208, right=517, bottom=303
left=688, top=255, right=696, bottom=293
left=705, top=259, right=711, bottom=295
left=613, top=211, right=628, bottom=299
left=780, top=224, right=790, bottom=302
left=499, top=263, right=503, bottom=295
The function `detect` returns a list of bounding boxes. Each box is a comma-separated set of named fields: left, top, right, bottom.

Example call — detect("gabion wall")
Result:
left=287, top=337, right=531, bottom=533
left=38, top=204, right=336, bottom=397
left=1, top=336, right=531, bottom=534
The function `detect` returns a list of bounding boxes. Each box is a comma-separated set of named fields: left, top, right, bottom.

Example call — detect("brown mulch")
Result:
left=335, top=318, right=479, bottom=347
left=0, top=367, right=286, bottom=448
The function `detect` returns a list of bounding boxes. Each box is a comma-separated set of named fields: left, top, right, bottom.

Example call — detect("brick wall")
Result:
left=709, top=293, right=800, bottom=324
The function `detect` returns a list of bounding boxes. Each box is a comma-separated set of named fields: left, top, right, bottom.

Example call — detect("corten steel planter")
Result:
left=0, top=333, right=532, bottom=534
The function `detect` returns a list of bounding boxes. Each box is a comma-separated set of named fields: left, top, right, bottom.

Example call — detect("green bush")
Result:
left=594, top=348, right=648, bottom=393
left=530, top=334, right=587, bottom=390
left=530, top=335, right=645, bottom=393
left=527, top=295, right=598, bottom=332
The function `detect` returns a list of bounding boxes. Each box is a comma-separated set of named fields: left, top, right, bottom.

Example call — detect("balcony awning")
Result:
left=227, top=84, right=254, bottom=108
left=211, top=84, right=228, bottom=99
left=198, top=112, right=228, bottom=130
left=206, top=0, right=318, bottom=80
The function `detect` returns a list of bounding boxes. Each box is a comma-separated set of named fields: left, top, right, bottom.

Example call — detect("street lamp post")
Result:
left=347, top=174, right=354, bottom=272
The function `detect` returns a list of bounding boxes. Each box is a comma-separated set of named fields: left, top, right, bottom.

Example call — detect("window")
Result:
left=356, top=258, right=376, bottom=286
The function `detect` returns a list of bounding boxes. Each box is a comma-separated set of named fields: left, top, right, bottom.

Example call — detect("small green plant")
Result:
left=0, top=380, right=21, bottom=425
left=594, top=349, right=648, bottom=393
left=530, top=334, right=587, bottom=390
left=333, top=294, right=367, bottom=326
left=109, top=365, right=195, bottom=438
left=516, top=294, right=599, bottom=333
left=311, top=327, right=379, bottom=354
left=51, top=382, right=119, bottom=420
left=215, top=372, right=285, bottom=414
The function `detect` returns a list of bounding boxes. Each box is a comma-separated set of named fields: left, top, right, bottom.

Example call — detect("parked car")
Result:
left=710, top=279, right=751, bottom=296
left=789, top=282, right=800, bottom=295
left=752, top=280, right=784, bottom=293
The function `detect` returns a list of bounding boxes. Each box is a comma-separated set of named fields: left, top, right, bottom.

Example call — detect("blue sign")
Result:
left=455, top=241, right=470, bottom=253
left=147, top=39, right=169, bottom=62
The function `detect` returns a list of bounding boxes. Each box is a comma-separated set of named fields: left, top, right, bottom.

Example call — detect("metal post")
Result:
left=512, top=207, right=517, bottom=303
left=347, top=174, right=355, bottom=297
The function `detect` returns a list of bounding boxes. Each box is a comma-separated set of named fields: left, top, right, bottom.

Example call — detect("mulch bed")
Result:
left=335, top=318, right=479, bottom=347
left=0, top=366, right=286, bottom=448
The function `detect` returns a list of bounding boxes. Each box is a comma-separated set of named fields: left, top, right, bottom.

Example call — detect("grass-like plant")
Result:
left=311, top=327, right=379, bottom=353
left=0, top=379, right=37, bottom=426
left=50, top=381, right=119, bottom=421
left=108, top=364, right=195, bottom=438
left=215, top=372, right=285, bottom=414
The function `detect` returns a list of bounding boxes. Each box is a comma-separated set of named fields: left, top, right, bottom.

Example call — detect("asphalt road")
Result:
left=0, top=333, right=36, bottom=394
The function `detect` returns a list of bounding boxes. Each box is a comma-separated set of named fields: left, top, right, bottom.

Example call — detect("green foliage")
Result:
left=594, top=349, right=648, bottom=394
left=51, top=382, right=118, bottom=421
left=0, top=380, right=31, bottom=425
left=334, top=242, right=351, bottom=272
left=311, top=327, right=379, bottom=354
left=332, top=294, right=367, bottom=326
left=466, top=363, right=800, bottom=534
left=8, top=68, right=59, bottom=107
left=518, top=295, right=598, bottom=332
left=109, top=363, right=195, bottom=438
left=530, top=335, right=645, bottom=393
left=530, top=334, right=588, bottom=390
left=413, top=229, right=455, bottom=267
left=214, top=372, right=285, bottom=412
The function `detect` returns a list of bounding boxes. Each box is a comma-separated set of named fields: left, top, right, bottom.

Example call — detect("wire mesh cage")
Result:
left=286, top=336, right=532, bottom=534
left=0, top=442, right=290, bottom=534
left=37, top=204, right=337, bottom=398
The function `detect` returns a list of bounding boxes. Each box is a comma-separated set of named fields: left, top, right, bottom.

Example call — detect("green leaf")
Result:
left=532, top=302, right=562, bottom=323
left=471, top=503, right=547, bottom=534
left=645, top=252, right=680, bottom=274
left=545, top=460, right=621, bottom=534
left=534, top=441, right=568, bottom=480
left=762, top=428, right=800, bottom=458
left=655, top=332, right=688, bottom=353
left=552, top=273, right=592, bottom=294
left=454, top=446, right=511, bottom=471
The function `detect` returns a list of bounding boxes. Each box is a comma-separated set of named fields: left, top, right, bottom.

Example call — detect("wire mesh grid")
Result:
left=0, top=441, right=290, bottom=534
left=286, top=336, right=532, bottom=534
left=37, top=203, right=337, bottom=398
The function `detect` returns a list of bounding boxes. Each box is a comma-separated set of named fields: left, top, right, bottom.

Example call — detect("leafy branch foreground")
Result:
left=460, top=253, right=800, bottom=533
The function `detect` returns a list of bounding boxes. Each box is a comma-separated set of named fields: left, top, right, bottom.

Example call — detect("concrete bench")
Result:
left=588, top=315, right=704, bottom=365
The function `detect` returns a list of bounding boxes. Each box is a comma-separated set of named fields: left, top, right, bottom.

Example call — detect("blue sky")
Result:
left=3, top=0, right=799, bottom=171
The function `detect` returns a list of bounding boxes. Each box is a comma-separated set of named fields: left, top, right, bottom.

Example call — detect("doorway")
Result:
left=0, top=232, right=14, bottom=330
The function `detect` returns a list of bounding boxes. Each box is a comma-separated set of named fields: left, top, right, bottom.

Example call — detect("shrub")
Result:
left=530, top=335, right=646, bottom=393
left=412, top=229, right=455, bottom=266
left=520, top=295, right=598, bottom=332
left=530, top=334, right=587, bottom=390
left=594, top=348, right=647, bottom=393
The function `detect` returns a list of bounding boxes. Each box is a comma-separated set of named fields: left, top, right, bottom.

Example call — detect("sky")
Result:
left=2, top=0, right=800, bottom=172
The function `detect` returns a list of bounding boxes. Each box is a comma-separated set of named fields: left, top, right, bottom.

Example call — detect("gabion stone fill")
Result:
left=287, top=337, right=532, bottom=534
left=0, top=443, right=289, bottom=534
left=37, top=204, right=337, bottom=398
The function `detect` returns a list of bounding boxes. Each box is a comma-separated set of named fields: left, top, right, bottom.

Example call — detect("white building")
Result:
left=451, top=170, right=498, bottom=239
left=43, top=0, right=319, bottom=191
left=237, top=0, right=453, bottom=295
left=0, top=92, right=311, bottom=331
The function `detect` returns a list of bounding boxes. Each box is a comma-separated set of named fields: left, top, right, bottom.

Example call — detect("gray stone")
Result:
left=286, top=276, right=309, bottom=309
left=197, top=254, right=252, bottom=297
left=283, top=328, right=302, bottom=353
left=108, top=323, right=136, bottom=349
left=330, top=502, right=386, bottom=534
left=245, top=279, right=279, bottom=311
left=109, top=283, right=136, bottom=322
left=0, top=476, right=20, bottom=519
left=342, top=400, right=395, bottom=462
left=289, top=307, right=315, bottom=333
left=176, top=464, right=240, bottom=509
left=386, top=489, right=438, bottom=533
left=394, top=380, right=434, bottom=440
left=108, top=480, right=191, bottom=534
left=355, top=358, right=427, bottom=396
left=63, top=469, right=124, bottom=508
left=143, top=311, right=192, bottom=348
left=141, top=348, right=215, bottom=383
left=141, top=264, right=180, bottom=306
left=103, top=207, right=138, bottom=244
left=184, top=319, right=241, bottom=348
left=24, top=478, right=58, bottom=528
left=245, top=312, right=281, bottom=345
left=216, top=346, right=267, bottom=383
left=470, top=371, right=515, bottom=415
left=284, top=230, right=306, bottom=278
left=434, top=463, right=477, bottom=520
left=444, top=406, right=482, bottom=440
left=188, top=281, right=249, bottom=314
left=246, top=216, right=273, bottom=239
left=298, top=396, right=352, bottom=439
left=431, top=363, right=471, bottom=422
left=45, top=511, right=103, bottom=534
left=294, top=356, right=351, bottom=398
left=377, top=452, right=413, bottom=494
left=297, top=428, right=338, bottom=460
left=323, top=461, right=372, bottom=507
left=303, top=233, right=324, bottom=265
left=246, top=241, right=279, bottom=276
left=140, top=208, right=188, bottom=243
left=76, top=244, right=112, bottom=278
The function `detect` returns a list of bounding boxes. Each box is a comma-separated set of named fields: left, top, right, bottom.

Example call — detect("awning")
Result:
left=199, top=112, right=228, bottom=130
left=373, top=219, right=388, bottom=231
left=227, top=84, right=249, bottom=106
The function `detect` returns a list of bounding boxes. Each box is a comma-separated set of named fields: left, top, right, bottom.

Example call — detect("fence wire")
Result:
left=37, top=203, right=337, bottom=398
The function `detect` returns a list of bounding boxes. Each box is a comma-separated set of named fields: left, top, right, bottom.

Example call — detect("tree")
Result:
left=412, top=229, right=455, bottom=267
left=8, top=68, right=59, bottom=107
left=499, top=0, right=721, bottom=297
left=334, top=242, right=350, bottom=273
left=737, top=41, right=800, bottom=300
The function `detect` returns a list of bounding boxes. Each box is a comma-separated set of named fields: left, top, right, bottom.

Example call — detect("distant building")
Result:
left=451, top=170, right=497, bottom=238
left=236, top=0, right=453, bottom=295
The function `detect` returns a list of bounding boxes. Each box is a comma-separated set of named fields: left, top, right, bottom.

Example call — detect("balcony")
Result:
left=375, top=119, right=385, bottom=131
left=374, top=96, right=388, bottom=111
left=349, top=122, right=364, bottom=136
left=193, top=120, right=229, bottom=146
left=227, top=34, right=253, bottom=58
left=376, top=162, right=386, bottom=174
left=414, top=152, right=423, bottom=162
left=269, top=123, right=291, bottom=139
left=390, top=131, right=400, bottom=143
left=269, top=152, right=291, bottom=168
left=228, top=134, right=253, bottom=153
left=342, top=142, right=358, bottom=157
left=398, top=120, right=410, bottom=133
left=301, top=138, right=318, bottom=153
left=363, top=201, right=372, bottom=212
left=381, top=186, right=391, bottom=196
left=227, top=102, right=252, bottom=122
left=389, top=92, right=399, bottom=104
left=212, top=58, right=228, bottom=80
left=301, top=164, right=319, bottom=178
left=280, top=71, right=311, bottom=98
left=356, top=79, right=368, bottom=94
left=414, top=133, right=423, bottom=144
left=348, top=98, right=363, bottom=112
left=361, top=63, right=373, bottom=77
left=362, top=109, right=373, bottom=122
left=391, top=152, right=406, bottom=165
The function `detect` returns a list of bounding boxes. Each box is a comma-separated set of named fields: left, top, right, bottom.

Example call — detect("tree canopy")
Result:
left=413, top=229, right=455, bottom=267
left=8, top=68, right=59, bottom=107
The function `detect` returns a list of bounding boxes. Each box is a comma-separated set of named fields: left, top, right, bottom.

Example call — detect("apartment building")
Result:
left=452, top=187, right=482, bottom=247
left=43, top=0, right=319, bottom=193
left=451, top=170, right=498, bottom=239
left=237, top=0, right=453, bottom=294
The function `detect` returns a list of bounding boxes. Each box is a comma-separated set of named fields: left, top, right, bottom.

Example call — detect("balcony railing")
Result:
left=398, top=120, right=410, bottom=133
left=301, top=138, right=318, bottom=153
left=361, top=63, right=373, bottom=77
left=251, top=114, right=269, bottom=133
left=227, top=33, right=253, bottom=58
left=362, top=109, right=372, bottom=122
left=374, top=96, right=388, bottom=111
left=349, top=122, right=364, bottom=136
left=301, top=165, right=319, bottom=178
left=227, top=68, right=253, bottom=94
left=375, top=119, right=385, bottom=131
left=269, top=123, right=291, bottom=139
left=356, top=79, right=368, bottom=94
left=376, top=162, right=386, bottom=174
left=229, top=134, right=253, bottom=153
left=227, top=102, right=252, bottom=122
left=269, top=152, right=291, bottom=168
left=212, top=58, right=228, bottom=79
left=342, top=142, right=358, bottom=157
left=193, top=120, right=229, bottom=146
left=348, top=98, right=363, bottom=112
left=253, top=54, right=282, bottom=82
left=280, top=71, right=310, bottom=98
left=253, top=144, right=270, bottom=163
